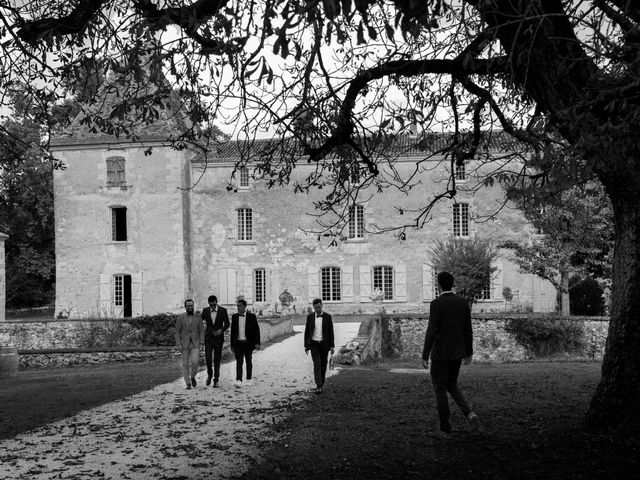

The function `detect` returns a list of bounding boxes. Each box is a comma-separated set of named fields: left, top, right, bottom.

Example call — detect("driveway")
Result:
left=0, top=323, right=360, bottom=479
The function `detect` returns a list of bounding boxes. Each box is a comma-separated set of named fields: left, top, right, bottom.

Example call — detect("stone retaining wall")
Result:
left=1, top=316, right=293, bottom=368
left=362, top=314, right=609, bottom=363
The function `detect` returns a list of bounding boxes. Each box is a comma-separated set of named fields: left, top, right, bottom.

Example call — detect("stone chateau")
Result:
left=50, top=109, right=556, bottom=319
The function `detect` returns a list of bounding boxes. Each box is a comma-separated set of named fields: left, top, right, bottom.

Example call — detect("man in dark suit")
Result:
left=304, top=298, right=335, bottom=393
left=422, top=271, right=479, bottom=435
left=230, top=298, right=261, bottom=387
left=202, top=294, right=230, bottom=387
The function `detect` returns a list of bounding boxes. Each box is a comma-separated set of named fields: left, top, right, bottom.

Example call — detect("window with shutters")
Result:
left=321, top=267, right=341, bottom=302
left=254, top=268, right=266, bottom=302
left=106, top=156, right=126, bottom=187
left=453, top=203, right=469, bottom=237
left=372, top=266, right=394, bottom=300
left=239, top=167, right=250, bottom=188
left=111, top=207, right=127, bottom=242
left=348, top=204, right=365, bottom=239
left=237, top=208, right=253, bottom=241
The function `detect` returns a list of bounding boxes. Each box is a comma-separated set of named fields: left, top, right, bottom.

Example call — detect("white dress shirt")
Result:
left=312, top=314, right=323, bottom=341
left=238, top=314, right=246, bottom=341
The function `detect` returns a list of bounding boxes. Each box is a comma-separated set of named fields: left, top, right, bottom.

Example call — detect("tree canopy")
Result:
left=1, top=0, right=640, bottom=435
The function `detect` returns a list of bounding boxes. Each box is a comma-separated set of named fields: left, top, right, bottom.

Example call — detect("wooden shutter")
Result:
left=242, top=266, right=254, bottom=304
left=422, top=265, right=433, bottom=302
left=131, top=272, right=143, bottom=317
left=218, top=268, right=237, bottom=305
left=343, top=265, right=354, bottom=302
left=308, top=266, right=319, bottom=302
left=395, top=264, right=407, bottom=301
left=99, top=274, right=112, bottom=317
left=359, top=265, right=371, bottom=302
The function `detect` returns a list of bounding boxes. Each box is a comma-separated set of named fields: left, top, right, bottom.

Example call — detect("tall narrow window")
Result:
left=348, top=204, right=365, bottom=239
left=239, top=167, right=250, bottom=188
left=349, top=165, right=360, bottom=184
left=455, top=162, right=466, bottom=181
left=453, top=203, right=469, bottom=237
left=106, top=156, right=126, bottom=186
left=113, top=274, right=132, bottom=318
left=321, top=267, right=341, bottom=301
left=254, top=268, right=266, bottom=302
left=111, top=207, right=127, bottom=241
left=432, top=270, right=441, bottom=299
left=237, top=208, right=253, bottom=241
left=373, top=266, right=394, bottom=300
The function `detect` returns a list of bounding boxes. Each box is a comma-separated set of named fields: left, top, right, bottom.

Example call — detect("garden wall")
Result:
left=361, top=314, right=609, bottom=363
left=0, top=315, right=293, bottom=368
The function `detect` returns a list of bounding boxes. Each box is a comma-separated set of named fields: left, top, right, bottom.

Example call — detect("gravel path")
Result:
left=0, top=323, right=360, bottom=480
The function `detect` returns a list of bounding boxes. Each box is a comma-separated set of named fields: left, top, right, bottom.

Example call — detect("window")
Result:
left=239, top=167, right=250, bottom=188
left=237, top=208, right=253, bottom=241
left=348, top=204, right=365, bottom=239
left=113, top=274, right=132, bottom=318
left=254, top=268, right=266, bottom=302
left=453, top=203, right=469, bottom=237
left=106, top=156, right=126, bottom=187
left=455, top=162, right=466, bottom=181
left=373, top=266, right=394, bottom=300
left=321, top=267, right=341, bottom=301
left=476, top=276, right=492, bottom=300
left=432, top=270, right=441, bottom=299
left=349, top=165, right=360, bottom=184
left=111, top=207, right=127, bottom=241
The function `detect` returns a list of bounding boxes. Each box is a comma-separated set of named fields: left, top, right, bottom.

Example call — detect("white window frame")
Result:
left=239, top=166, right=251, bottom=189
left=453, top=203, right=469, bottom=238
left=321, top=266, right=342, bottom=302
left=237, top=208, right=253, bottom=241
left=254, top=268, right=267, bottom=303
left=455, top=162, right=466, bottom=182
left=348, top=204, right=365, bottom=239
left=373, top=266, right=394, bottom=300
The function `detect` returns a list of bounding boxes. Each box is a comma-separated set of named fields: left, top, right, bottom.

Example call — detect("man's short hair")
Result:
left=184, top=299, right=194, bottom=308
left=237, top=298, right=247, bottom=307
left=312, top=298, right=323, bottom=306
left=207, top=295, right=217, bottom=303
left=437, top=271, right=454, bottom=291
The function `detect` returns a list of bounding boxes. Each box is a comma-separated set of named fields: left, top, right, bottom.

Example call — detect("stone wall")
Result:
left=361, top=314, right=609, bottom=363
left=0, top=232, right=6, bottom=323
left=0, top=315, right=293, bottom=368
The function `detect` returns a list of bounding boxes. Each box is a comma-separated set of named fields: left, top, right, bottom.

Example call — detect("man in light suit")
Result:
left=202, top=294, right=230, bottom=387
left=422, top=271, right=479, bottom=435
left=230, top=298, right=261, bottom=387
left=304, top=298, right=335, bottom=393
left=174, top=299, right=204, bottom=390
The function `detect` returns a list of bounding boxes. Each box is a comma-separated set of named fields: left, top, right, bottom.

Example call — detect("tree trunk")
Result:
left=585, top=192, right=640, bottom=437
left=560, top=269, right=570, bottom=316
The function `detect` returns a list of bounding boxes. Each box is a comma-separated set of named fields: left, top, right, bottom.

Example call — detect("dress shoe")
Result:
left=206, top=375, right=212, bottom=386
left=191, top=377, right=197, bottom=387
left=186, top=384, right=192, bottom=390
left=213, top=380, right=219, bottom=388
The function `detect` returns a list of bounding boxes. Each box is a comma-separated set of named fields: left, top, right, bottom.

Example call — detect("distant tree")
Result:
left=504, top=182, right=614, bottom=316
left=570, top=276, right=605, bottom=316
left=429, top=237, right=497, bottom=308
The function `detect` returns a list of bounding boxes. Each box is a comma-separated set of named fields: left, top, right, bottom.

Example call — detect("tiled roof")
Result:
left=192, top=131, right=523, bottom=163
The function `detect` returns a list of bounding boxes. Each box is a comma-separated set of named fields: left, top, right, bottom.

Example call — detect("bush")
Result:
left=75, top=319, right=142, bottom=348
left=505, top=317, right=586, bottom=357
left=569, top=277, right=605, bottom=316
left=124, top=313, right=179, bottom=346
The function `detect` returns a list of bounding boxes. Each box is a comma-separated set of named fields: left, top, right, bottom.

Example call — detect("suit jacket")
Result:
left=230, top=311, right=261, bottom=349
left=174, top=313, right=204, bottom=349
left=422, top=292, right=473, bottom=362
left=202, top=306, right=230, bottom=342
left=304, top=312, right=335, bottom=351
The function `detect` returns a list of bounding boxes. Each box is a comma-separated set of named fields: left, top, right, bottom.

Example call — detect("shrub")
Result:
left=505, top=317, right=586, bottom=357
left=74, top=319, right=141, bottom=348
left=569, top=277, right=605, bottom=316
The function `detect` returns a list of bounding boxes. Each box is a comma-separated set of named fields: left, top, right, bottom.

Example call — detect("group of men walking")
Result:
left=175, top=271, right=480, bottom=434
left=174, top=296, right=336, bottom=394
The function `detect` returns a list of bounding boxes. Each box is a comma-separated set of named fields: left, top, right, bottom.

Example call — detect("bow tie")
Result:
left=239, top=314, right=245, bottom=317
left=316, top=315, right=322, bottom=318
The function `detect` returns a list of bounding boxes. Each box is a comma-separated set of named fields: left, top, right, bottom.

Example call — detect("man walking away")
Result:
left=422, top=271, right=479, bottom=435
left=230, top=298, right=261, bottom=387
left=175, top=299, right=203, bottom=390
left=304, top=298, right=335, bottom=393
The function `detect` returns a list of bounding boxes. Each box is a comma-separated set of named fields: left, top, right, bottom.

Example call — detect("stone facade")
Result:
left=0, top=232, right=6, bottom=323
left=51, top=135, right=557, bottom=319
left=362, top=314, right=608, bottom=363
